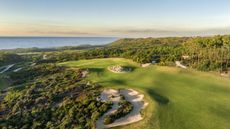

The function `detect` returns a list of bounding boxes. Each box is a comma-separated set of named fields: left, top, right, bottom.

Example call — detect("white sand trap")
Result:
left=107, top=66, right=131, bottom=73
left=175, top=61, right=187, bottom=69
left=0, top=64, right=15, bottom=73
left=96, top=89, right=148, bottom=129
left=141, top=63, right=151, bottom=67
left=13, top=68, right=22, bottom=72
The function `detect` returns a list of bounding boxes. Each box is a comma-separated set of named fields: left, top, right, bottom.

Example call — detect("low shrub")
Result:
left=103, top=97, right=133, bottom=125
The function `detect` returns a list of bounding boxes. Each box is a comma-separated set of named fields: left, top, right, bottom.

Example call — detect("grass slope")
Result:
left=0, top=75, right=9, bottom=90
left=60, top=58, right=230, bottom=129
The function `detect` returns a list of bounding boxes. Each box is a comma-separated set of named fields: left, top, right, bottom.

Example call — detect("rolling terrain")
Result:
left=61, top=58, right=230, bottom=129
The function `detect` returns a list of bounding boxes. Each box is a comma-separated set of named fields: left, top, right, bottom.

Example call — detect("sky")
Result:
left=0, top=0, right=230, bottom=37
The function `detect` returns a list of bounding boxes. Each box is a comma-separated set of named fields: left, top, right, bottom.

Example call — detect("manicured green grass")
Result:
left=60, top=58, right=230, bottom=129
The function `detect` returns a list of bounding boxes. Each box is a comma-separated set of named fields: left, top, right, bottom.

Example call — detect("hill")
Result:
left=61, top=58, right=230, bottom=129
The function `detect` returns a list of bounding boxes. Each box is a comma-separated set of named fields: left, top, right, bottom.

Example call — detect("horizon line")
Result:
left=0, top=34, right=230, bottom=38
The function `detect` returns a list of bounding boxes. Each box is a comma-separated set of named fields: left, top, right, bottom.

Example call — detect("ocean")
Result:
left=0, top=37, right=118, bottom=50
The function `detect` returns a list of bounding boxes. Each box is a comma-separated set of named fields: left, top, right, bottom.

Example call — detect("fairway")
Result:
left=60, top=58, right=230, bottom=129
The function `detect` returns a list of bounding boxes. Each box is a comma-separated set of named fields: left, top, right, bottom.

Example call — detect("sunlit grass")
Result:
left=60, top=58, right=230, bottom=129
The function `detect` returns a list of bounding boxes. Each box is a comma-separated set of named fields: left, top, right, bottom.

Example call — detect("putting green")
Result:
left=60, top=58, right=230, bottom=129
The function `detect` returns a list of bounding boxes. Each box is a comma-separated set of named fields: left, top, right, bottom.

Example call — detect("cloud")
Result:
left=27, top=30, right=91, bottom=35
left=1, top=22, right=230, bottom=37
left=107, top=27, right=230, bottom=37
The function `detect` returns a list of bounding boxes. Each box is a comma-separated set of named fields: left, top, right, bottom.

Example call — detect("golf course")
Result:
left=60, top=58, right=230, bottom=129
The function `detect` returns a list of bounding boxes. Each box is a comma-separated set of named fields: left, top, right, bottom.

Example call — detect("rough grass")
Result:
left=60, top=58, right=230, bottom=129
left=0, top=75, right=9, bottom=90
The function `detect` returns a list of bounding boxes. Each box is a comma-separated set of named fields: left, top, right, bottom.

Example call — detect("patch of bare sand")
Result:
left=96, top=89, right=148, bottom=129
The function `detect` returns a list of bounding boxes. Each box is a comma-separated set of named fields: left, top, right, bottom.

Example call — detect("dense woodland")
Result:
left=0, top=64, right=112, bottom=129
left=183, top=36, right=230, bottom=71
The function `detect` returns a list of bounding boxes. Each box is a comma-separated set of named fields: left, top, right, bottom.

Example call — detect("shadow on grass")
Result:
left=209, top=103, right=230, bottom=120
left=146, top=88, right=169, bottom=105
left=97, top=79, right=127, bottom=87
left=122, top=65, right=137, bottom=72
left=110, top=79, right=127, bottom=85
left=88, top=68, right=105, bottom=76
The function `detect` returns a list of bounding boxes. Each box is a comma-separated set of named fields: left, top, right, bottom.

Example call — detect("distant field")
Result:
left=61, top=58, right=230, bottom=129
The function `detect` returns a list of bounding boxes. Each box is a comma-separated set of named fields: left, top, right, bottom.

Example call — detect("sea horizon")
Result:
left=0, top=37, right=118, bottom=50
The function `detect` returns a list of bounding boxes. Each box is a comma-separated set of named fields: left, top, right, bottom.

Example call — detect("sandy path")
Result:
left=13, top=68, right=22, bottom=72
left=141, top=63, right=151, bottom=67
left=175, top=61, right=187, bottom=69
left=96, top=89, right=148, bottom=129
left=0, top=64, right=15, bottom=73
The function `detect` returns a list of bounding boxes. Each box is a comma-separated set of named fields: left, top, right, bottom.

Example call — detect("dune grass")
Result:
left=60, top=58, right=230, bottom=129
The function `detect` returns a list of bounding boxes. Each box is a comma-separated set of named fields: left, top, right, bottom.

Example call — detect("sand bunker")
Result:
left=108, top=65, right=132, bottom=73
left=96, top=89, right=148, bottom=129
left=141, top=63, right=152, bottom=68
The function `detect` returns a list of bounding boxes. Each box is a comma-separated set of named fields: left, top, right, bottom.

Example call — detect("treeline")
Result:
left=42, top=37, right=186, bottom=65
left=46, top=35, right=229, bottom=72
left=183, top=35, right=230, bottom=71
left=109, top=37, right=188, bottom=47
